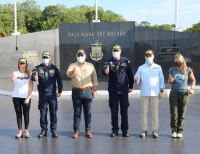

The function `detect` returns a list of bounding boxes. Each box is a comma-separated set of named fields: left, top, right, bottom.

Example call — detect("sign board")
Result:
left=155, top=47, right=181, bottom=61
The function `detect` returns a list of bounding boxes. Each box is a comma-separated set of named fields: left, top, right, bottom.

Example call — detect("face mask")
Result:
left=175, top=62, right=183, bottom=67
left=112, top=51, right=120, bottom=58
left=145, top=57, right=153, bottom=64
left=42, top=58, right=50, bottom=65
left=77, top=55, right=86, bottom=63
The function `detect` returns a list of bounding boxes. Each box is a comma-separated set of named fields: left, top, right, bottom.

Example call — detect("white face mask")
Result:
left=112, top=51, right=121, bottom=58
left=145, top=57, right=153, bottom=64
left=42, top=58, right=50, bottom=65
left=77, top=55, right=86, bottom=63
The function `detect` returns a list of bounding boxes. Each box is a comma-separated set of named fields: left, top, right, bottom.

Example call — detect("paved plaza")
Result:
left=0, top=92, right=200, bottom=154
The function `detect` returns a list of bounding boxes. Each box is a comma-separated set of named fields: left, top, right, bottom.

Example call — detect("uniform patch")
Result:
left=39, top=68, right=44, bottom=74
left=120, top=63, right=127, bottom=67
left=49, top=69, right=55, bottom=76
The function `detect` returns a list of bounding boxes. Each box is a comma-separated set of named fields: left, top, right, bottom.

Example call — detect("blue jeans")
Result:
left=72, top=89, right=93, bottom=132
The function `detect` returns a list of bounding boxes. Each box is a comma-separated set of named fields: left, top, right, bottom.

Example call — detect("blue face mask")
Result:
left=112, top=51, right=120, bottom=58
left=145, top=57, right=153, bottom=64
left=42, top=58, right=50, bottom=65
left=77, top=55, right=86, bottom=63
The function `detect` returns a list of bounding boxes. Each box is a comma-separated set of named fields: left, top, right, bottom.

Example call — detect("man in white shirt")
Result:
left=134, top=49, right=165, bottom=138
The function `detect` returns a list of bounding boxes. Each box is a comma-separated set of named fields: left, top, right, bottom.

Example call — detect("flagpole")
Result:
left=92, top=0, right=100, bottom=22
left=14, top=0, right=17, bottom=34
left=175, top=0, right=178, bottom=30
left=12, top=0, right=20, bottom=51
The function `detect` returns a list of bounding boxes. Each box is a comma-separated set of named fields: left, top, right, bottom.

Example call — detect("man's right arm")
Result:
left=66, top=64, right=75, bottom=77
left=102, top=61, right=110, bottom=76
left=134, top=66, right=141, bottom=84
left=31, top=67, right=39, bottom=81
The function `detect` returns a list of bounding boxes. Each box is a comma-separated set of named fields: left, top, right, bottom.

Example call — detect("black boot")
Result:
left=52, top=131, right=58, bottom=138
left=38, top=131, right=47, bottom=138
left=122, top=132, right=129, bottom=137
left=110, top=131, right=118, bottom=137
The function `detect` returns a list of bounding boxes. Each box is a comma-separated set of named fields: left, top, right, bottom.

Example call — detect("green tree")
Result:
left=41, top=5, right=65, bottom=30
left=63, top=5, right=88, bottom=23
left=85, top=7, right=125, bottom=22
left=24, top=9, right=42, bottom=32
left=152, top=24, right=175, bottom=30
left=19, top=0, right=42, bottom=32
left=137, top=21, right=151, bottom=28
left=42, top=18, right=59, bottom=30
left=0, top=4, right=14, bottom=36
left=185, top=21, right=200, bottom=33
left=137, top=21, right=175, bottom=30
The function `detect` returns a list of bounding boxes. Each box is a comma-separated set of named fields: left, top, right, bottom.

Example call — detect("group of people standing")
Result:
left=11, top=44, right=196, bottom=139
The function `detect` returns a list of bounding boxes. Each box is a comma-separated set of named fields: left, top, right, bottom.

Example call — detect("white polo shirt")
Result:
left=134, top=63, right=165, bottom=96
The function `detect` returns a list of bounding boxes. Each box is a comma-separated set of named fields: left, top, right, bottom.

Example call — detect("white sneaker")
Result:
left=172, top=132, right=177, bottom=138
left=15, top=129, right=23, bottom=138
left=139, top=131, right=147, bottom=138
left=177, top=133, right=183, bottom=138
left=152, top=131, right=159, bottom=138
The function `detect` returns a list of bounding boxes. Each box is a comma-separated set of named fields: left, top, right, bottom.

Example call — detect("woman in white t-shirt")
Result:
left=12, top=58, right=33, bottom=138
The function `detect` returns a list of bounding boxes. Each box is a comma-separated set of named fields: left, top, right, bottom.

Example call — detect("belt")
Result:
left=72, top=86, right=92, bottom=91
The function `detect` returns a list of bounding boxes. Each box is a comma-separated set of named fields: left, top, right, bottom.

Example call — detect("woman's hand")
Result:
left=187, top=88, right=194, bottom=95
left=168, top=73, right=174, bottom=83
left=24, top=97, right=30, bottom=104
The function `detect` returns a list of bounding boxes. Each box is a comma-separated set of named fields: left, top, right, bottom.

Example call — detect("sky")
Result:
left=1, top=0, right=200, bottom=30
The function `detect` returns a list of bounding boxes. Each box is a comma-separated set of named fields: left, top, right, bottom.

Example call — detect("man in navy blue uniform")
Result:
left=31, top=51, right=63, bottom=138
left=103, top=44, right=134, bottom=137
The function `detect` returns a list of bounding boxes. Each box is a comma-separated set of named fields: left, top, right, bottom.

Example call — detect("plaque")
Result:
left=90, top=40, right=103, bottom=61
left=155, top=47, right=181, bottom=61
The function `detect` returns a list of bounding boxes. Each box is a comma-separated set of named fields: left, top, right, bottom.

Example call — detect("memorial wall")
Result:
left=0, top=21, right=200, bottom=90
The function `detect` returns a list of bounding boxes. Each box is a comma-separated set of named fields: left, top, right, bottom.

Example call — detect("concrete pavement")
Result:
left=0, top=93, right=200, bottom=154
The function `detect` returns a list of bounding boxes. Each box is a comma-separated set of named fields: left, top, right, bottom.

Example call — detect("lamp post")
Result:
left=92, top=0, right=100, bottom=22
left=12, top=0, right=20, bottom=51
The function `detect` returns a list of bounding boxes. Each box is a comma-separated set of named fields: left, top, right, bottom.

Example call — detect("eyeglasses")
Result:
left=42, top=57, right=49, bottom=59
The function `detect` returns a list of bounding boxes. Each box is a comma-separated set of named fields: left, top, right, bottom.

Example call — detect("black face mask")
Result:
left=175, top=62, right=183, bottom=67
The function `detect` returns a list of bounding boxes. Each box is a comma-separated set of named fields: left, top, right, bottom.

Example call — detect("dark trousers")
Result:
left=169, top=91, right=189, bottom=133
left=13, top=97, right=31, bottom=129
left=72, top=89, right=93, bottom=132
left=38, top=95, right=57, bottom=132
left=109, top=91, right=129, bottom=133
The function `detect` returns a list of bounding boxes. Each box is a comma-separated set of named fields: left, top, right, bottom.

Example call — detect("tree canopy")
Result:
left=0, top=0, right=199, bottom=36
left=185, top=22, right=200, bottom=34
left=0, top=0, right=126, bottom=36
left=137, top=21, right=175, bottom=31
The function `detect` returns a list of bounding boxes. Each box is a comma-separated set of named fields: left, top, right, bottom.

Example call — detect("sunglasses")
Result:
left=77, top=54, right=84, bottom=57
left=19, top=62, right=26, bottom=65
left=112, top=50, right=120, bottom=52
left=145, top=54, right=152, bottom=57
left=42, top=57, right=49, bottom=59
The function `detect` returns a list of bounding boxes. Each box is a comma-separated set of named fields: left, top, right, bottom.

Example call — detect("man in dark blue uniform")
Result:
left=31, top=51, right=63, bottom=138
left=103, top=44, right=134, bottom=137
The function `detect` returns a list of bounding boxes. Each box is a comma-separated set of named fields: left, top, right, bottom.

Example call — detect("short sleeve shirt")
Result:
left=169, top=66, right=192, bottom=93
